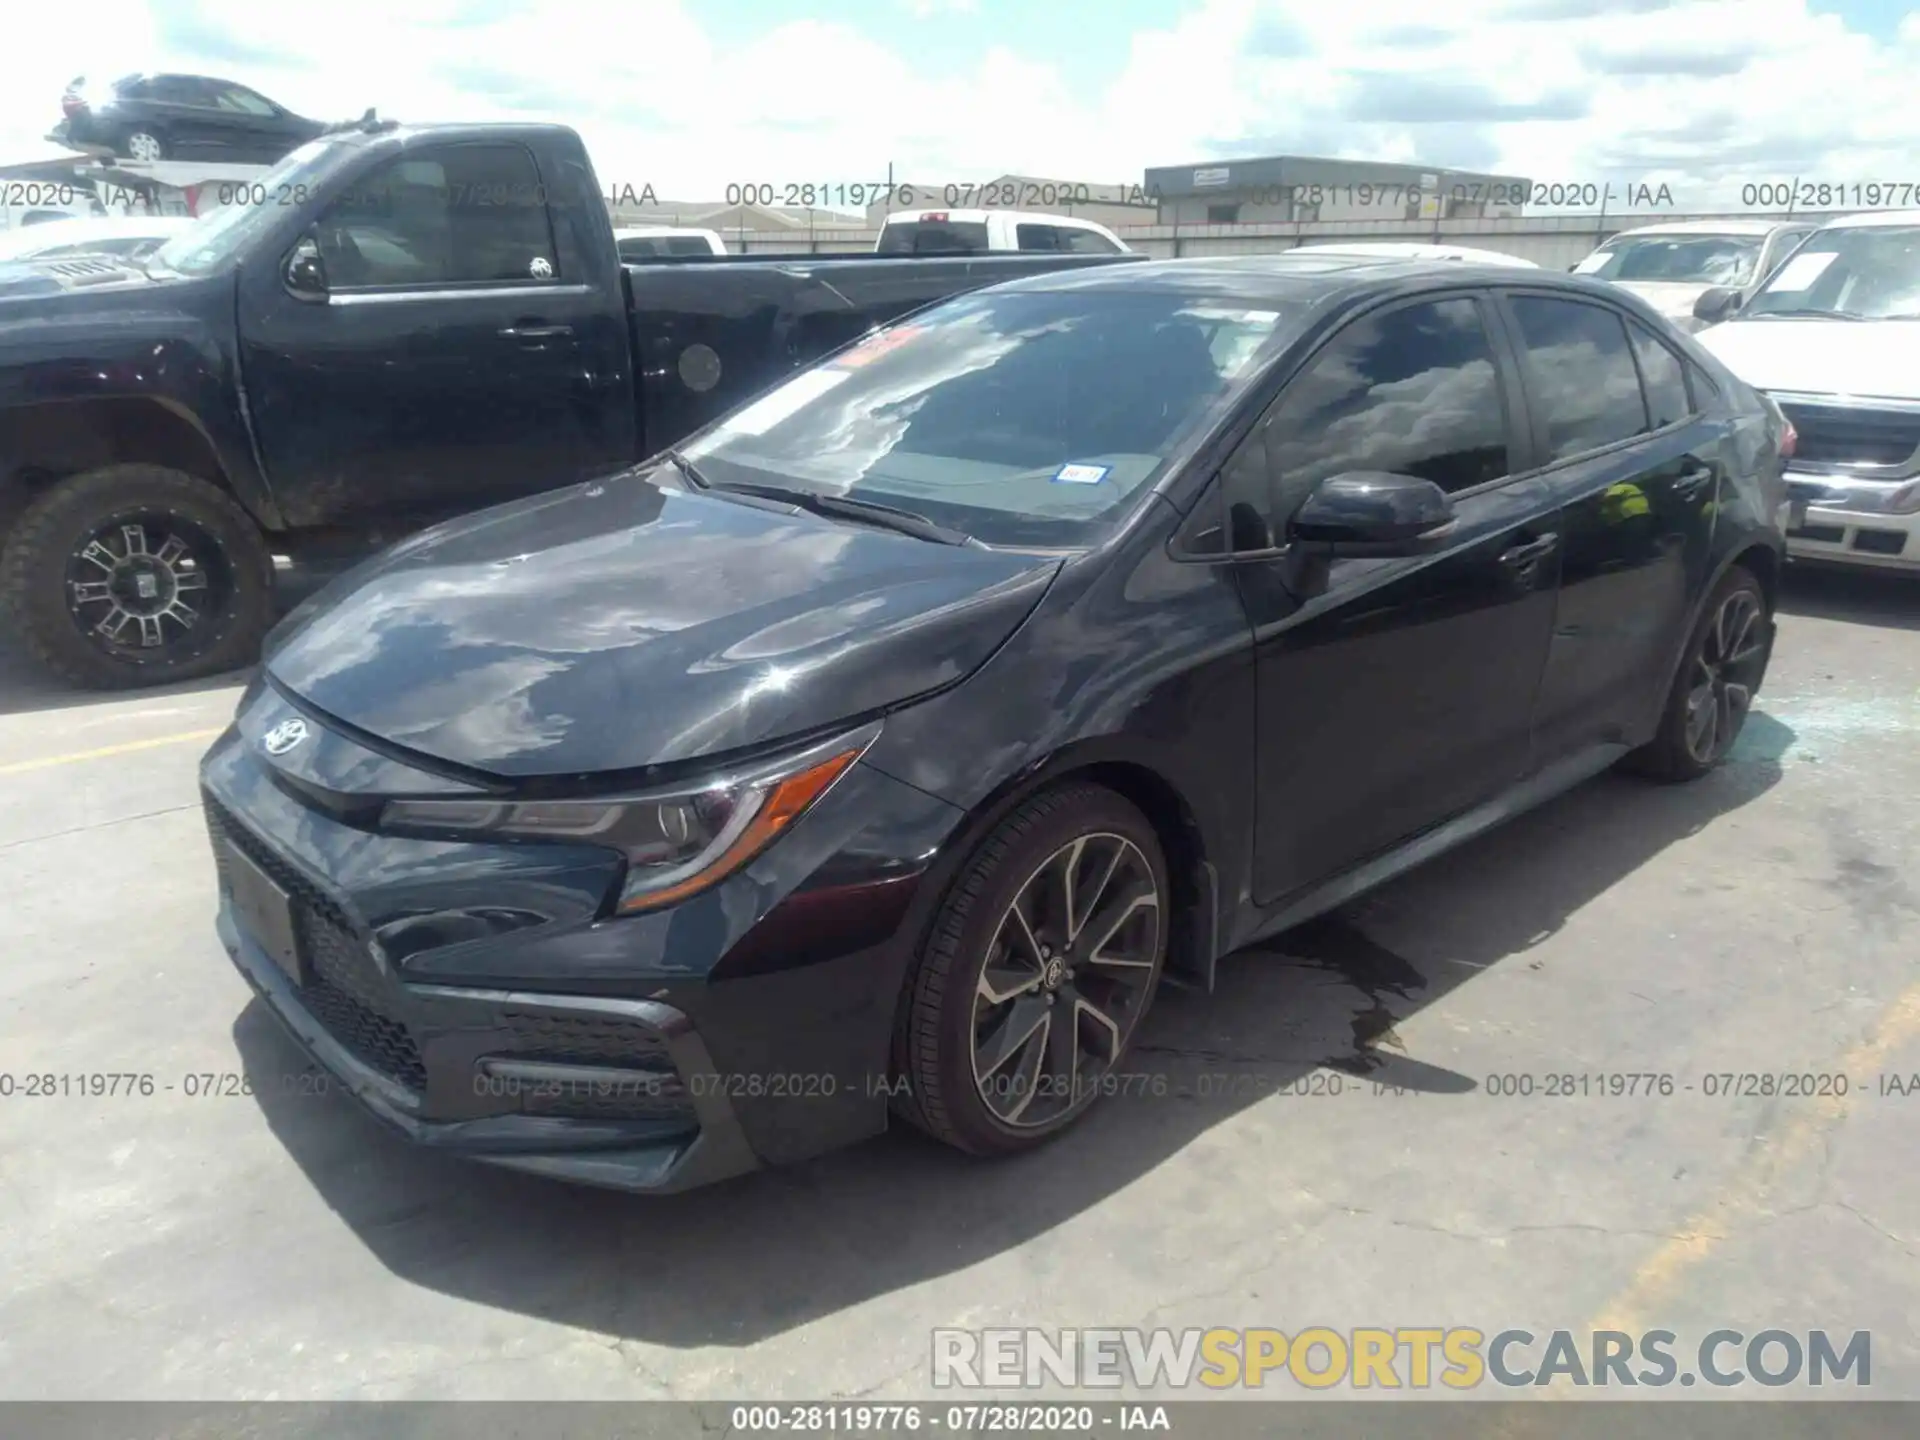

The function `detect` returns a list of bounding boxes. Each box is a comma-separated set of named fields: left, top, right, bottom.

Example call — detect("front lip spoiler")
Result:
left=217, top=910, right=764, bottom=1193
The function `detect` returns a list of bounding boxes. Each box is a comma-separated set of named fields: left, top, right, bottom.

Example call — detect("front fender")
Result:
left=0, top=271, right=282, bottom=527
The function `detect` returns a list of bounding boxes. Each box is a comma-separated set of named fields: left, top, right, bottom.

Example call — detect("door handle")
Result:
left=1672, top=464, right=1715, bottom=499
left=1497, top=533, right=1560, bottom=568
left=499, top=323, right=574, bottom=341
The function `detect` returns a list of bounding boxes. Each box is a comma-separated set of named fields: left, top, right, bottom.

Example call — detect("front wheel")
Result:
left=0, top=465, right=275, bottom=690
left=894, top=784, right=1169, bottom=1155
left=1626, top=565, right=1772, bottom=782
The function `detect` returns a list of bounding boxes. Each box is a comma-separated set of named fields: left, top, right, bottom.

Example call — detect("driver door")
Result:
left=236, top=140, right=632, bottom=530
left=1196, top=291, right=1564, bottom=906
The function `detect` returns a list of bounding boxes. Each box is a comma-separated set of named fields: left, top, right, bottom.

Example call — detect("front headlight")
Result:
left=381, top=727, right=874, bottom=914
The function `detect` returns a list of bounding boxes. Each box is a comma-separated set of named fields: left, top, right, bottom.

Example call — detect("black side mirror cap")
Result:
left=283, top=235, right=328, bottom=301
left=1693, top=285, right=1742, bottom=325
left=1292, top=471, right=1458, bottom=558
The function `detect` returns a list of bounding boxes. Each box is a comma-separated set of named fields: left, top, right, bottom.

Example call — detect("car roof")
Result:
left=1606, top=219, right=1784, bottom=238
left=1808, top=208, right=1920, bottom=230
left=614, top=226, right=720, bottom=239
left=991, top=251, right=1574, bottom=303
left=885, top=209, right=1110, bottom=228
left=1294, top=242, right=1538, bottom=267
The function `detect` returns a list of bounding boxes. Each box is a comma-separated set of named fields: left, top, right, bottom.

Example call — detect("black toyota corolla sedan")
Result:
left=201, top=255, right=1789, bottom=1192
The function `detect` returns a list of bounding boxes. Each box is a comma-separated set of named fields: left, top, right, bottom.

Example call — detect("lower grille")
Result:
left=204, top=795, right=428, bottom=1092
left=497, top=1010, right=674, bottom=1068
left=1775, top=401, right=1920, bottom=469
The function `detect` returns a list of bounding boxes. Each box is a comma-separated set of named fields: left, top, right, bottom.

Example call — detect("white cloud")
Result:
left=2, top=0, right=1917, bottom=211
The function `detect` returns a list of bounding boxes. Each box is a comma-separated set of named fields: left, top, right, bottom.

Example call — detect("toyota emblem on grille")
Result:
left=262, top=718, right=310, bottom=756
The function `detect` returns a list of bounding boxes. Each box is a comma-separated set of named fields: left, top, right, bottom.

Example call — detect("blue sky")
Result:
left=4, top=0, right=1918, bottom=211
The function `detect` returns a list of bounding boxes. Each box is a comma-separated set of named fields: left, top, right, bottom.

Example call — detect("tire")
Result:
left=0, top=465, right=274, bottom=690
left=1624, top=565, right=1772, bottom=782
left=122, top=129, right=166, bottom=162
left=893, top=783, right=1170, bottom=1156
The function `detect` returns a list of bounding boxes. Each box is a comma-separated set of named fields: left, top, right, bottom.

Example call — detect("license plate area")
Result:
left=221, top=841, right=307, bottom=986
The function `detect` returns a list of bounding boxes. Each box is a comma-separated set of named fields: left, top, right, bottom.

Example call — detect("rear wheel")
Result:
left=894, top=784, right=1169, bottom=1155
left=1626, top=565, right=1771, bottom=782
left=0, top=465, right=274, bottom=689
left=122, top=129, right=166, bottom=162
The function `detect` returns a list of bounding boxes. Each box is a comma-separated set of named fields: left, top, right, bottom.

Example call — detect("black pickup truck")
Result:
left=0, top=118, right=1139, bottom=688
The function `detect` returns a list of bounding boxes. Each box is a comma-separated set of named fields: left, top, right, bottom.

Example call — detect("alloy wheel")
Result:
left=969, top=832, right=1162, bottom=1129
left=1683, top=586, right=1767, bottom=765
left=65, top=515, right=227, bottom=657
left=126, top=132, right=164, bottom=162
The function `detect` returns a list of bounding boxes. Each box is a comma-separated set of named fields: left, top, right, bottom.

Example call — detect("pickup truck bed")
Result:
left=0, top=118, right=1139, bottom=690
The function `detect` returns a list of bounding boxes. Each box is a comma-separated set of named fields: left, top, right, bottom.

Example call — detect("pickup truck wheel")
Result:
left=0, top=465, right=273, bottom=690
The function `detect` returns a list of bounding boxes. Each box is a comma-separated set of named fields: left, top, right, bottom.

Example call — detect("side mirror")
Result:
left=1693, top=286, right=1742, bottom=325
left=283, top=236, right=328, bottom=301
left=1291, top=472, right=1458, bottom=558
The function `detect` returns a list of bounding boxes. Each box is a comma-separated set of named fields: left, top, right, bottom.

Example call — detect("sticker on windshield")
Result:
left=720, top=369, right=851, bottom=435
left=1766, top=250, right=1838, bottom=292
left=1572, top=252, right=1611, bottom=274
left=1052, top=463, right=1111, bottom=485
left=833, top=325, right=925, bottom=369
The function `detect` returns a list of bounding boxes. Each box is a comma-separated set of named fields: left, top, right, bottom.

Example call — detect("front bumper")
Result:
left=209, top=795, right=760, bottom=1192
left=200, top=706, right=963, bottom=1192
left=1784, top=476, right=1920, bottom=573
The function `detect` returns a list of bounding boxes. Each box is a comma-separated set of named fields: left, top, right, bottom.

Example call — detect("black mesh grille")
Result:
left=204, top=794, right=428, bottom=1093
left=497, top=1010, right=674, bottom=1068
left=1775, top=402, right=1920, bottom=468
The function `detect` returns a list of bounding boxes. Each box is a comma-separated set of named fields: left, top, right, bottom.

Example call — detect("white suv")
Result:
left=1694, top=210, right=1920, bottom=574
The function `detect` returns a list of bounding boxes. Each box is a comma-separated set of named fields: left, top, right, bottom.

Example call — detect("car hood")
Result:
left=0, top=254, right=157, bottom=300
left=1610, top=279, right=1713, bottom=319
left=265, top=466, right=1064, bottom=780
left=1694, top=318, right=1920, bottom=402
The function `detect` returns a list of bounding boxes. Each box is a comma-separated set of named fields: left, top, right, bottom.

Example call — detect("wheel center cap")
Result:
left=1042, top=957, right=1066, bottom=990
left=114, top=557, right=178, bottom=614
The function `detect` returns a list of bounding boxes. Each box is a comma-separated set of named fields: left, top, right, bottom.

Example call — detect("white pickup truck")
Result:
left=613, top=225, right=728, bottom=259
left=875, top=209, right=1129, bottom=255
left=1693, top=210, right=1920, bottom=575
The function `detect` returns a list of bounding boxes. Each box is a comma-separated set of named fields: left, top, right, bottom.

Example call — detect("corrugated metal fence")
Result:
left=718, top=211, right=1857, bottom=268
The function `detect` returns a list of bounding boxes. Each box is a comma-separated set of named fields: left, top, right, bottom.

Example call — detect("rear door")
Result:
left=135, top=76, right=219, bottom=157
left=1492, top=290, right=1722, bottom=763
left=206, top=82, right=296, bottom=163
left=237, top=140, right=634, bottom=529
left=1189, top=290, right=1565, bottom=905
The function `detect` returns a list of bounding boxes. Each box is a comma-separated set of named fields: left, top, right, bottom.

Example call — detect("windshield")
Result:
left=147, top=138, right=356, bottom=276
left=679, top=287, right=1294, bottom=547
left=1575, top=235, right=1764, bottom=286
left=1741, top=225, right=1920, bottom=320
left=878, top=220, right=992, bottom=254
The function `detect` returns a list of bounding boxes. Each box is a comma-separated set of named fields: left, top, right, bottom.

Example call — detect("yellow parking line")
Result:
left=0, top=727, right=225, bottom=776
left=1482, top=980, right=1920, bottom=1431
left=1587, top=980, right=1920, bottom=1337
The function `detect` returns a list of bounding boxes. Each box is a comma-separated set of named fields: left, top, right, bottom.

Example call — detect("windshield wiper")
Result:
left=706, top=479, right=979, bottom=547
left=1745, top=307, right=1867, bottom=321
left=663, top=448, right=716, bottom=490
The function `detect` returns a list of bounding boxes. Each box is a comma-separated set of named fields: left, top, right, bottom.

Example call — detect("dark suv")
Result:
left=56, top=75, right=325, bottom=164
left=202, top=255, right=1790, bottom=1193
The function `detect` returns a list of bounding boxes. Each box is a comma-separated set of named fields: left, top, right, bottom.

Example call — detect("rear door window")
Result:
left=1059, top=227, right=1122, bottom=254
left=1507, top=295, right=1650, bottom=460
left=877, top=221, right=991, bottom=254
left=1015, top=224, right=1060, bottom=251
left=1625, top=319, right=1691, bottom=429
